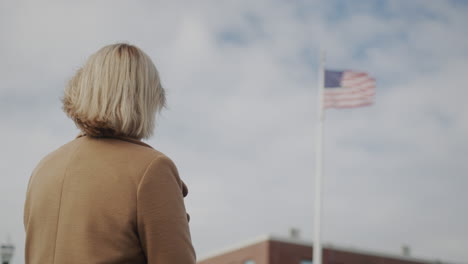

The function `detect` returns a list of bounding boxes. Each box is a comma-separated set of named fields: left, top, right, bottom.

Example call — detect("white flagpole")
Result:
left=313, top=49, right=326, bottom=264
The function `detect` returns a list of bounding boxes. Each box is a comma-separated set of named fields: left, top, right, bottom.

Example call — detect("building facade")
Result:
left=198, top=235, right=444, bottom=264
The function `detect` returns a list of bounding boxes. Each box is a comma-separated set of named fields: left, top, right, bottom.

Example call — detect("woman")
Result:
left=24, top=43, right=196, bottom=264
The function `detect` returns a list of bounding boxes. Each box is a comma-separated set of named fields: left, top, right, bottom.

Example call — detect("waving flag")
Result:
left=324, top=70, right=376, bottom=109
left=314, top=54, right=377, bottom=264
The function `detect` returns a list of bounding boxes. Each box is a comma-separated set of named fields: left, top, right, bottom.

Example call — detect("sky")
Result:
left=1, top=0, right=468, bottom=263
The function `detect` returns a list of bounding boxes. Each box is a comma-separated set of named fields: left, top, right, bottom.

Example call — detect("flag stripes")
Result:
left=324, top=70, right=376, bottom=109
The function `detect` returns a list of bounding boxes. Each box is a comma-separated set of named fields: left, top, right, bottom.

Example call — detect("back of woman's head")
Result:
left=62, top=43, right=166, bottom=140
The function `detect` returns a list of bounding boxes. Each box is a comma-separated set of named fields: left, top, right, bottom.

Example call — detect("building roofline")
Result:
left=197, top=234, right=456, bottom=264
left=321, top=243, right=448, bottom=264
left=197, top=234, right=272, bottom=262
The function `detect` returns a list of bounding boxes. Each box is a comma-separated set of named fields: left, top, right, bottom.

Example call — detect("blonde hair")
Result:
left=62, top=43, right=166, bottom=140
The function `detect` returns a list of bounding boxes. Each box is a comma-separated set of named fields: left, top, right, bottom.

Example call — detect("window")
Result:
left=244, top=260, right=256, bottom=264
left=300, top=260, right=312, bottom=264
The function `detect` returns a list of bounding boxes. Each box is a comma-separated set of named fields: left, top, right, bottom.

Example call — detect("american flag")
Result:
left=324, top=70, right=376, bottom=109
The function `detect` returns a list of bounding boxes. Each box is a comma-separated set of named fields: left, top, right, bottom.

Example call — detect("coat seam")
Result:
left=136, top=155, right=164, bottom=196
left=134, top=154, right=163, bottom=257
left=51, top=142, right=82, bottom=264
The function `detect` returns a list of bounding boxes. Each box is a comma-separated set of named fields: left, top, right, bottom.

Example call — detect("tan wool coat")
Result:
left=24, top=134, right=196, bottom=264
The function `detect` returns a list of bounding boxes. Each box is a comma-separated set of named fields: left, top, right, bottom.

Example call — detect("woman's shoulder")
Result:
left=38, top=134, right=170, bottom=164
left=80, top=135, right=174, bottom=164
left=75, top=133, right=162, bottom=156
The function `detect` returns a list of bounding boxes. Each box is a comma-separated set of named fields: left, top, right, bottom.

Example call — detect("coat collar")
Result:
left=76, top=132, right=154, bottom=149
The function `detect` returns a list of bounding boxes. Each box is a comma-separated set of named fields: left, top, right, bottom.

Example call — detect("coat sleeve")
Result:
left=136, top=155, right=196, bottom=264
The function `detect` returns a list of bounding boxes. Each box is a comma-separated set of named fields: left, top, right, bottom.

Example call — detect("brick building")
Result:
left=197, top=235, right=446, bottom=264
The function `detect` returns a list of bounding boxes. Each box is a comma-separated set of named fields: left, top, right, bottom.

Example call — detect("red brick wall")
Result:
left=198, top=241, right=269, bottom=264
left=269, top=240, right=312, bottom=264
left=323, top=248, right=427, bottom=264
left=198, top=239, right=432, bottom=264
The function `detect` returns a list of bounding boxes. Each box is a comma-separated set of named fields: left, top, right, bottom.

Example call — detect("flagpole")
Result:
left=314, top=49, right=326, bottom=264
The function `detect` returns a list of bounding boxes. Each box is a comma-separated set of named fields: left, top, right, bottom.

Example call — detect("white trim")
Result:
left=197, top=235, right=456, bottom=264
